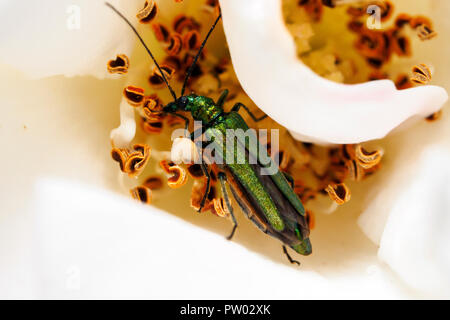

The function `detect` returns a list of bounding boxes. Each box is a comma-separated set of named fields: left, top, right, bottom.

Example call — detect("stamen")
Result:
left=395, top=74, right=413, bottom=90
left=395, top=13, right=411, bottom=28
left=190, top=180, right=215, bottom=212
left=426, top=110, right=443, bottom=122
left=347, top=159, right=364, bottom=181
left=417, top=25, right=437, bottom=41
left=149, top=73, right=166, bottom=88
left=143, top=176, right=164, bottom=190
left=136, top=1, right=157, bottom=24
left=159, top=160, right=188, bottom=188
left=354, top=145, right=383, bottom=169
left=166, top=33, right=183, bottom=56
left=142, top=95, right=164, bottom=119
left=130, top=186, right=152, bottom=204
left=409, top=16, right=433, bottom=29
left=368, top=71, right=388, bottom=81
left=107, top=54, right=130, bottom=74
left=212, top=198, right=230, bottom=218
left=141, top=118, right=164, bottom=134
left=325, top=183, right=351, bottom=205
left=152, top=23, right=170, bottom=43
left=187, top=164, right=205, bottom=179
left=294, top=182, right=317, bottom=204
left=111, top=148, right=129, bottom=172
left=203, top=0, right=220, bottom=16
left=305, top=210, right=315, bottom=230
left=183, top=30, right=201, bottom=51
left=391, top=34, right=411, bottom=57
left=111, top=144, right=151, bottom=178
left=173, top=15, right=200, bottom=34
left=362, top=162, right=382, bottom=178
left=123, top=86, right=145, bottom=107
left=149, top=66, right=175, bottom=89
left=326, top=0, right=373, bottom=6
left=166, top=114, right=186, bottom=127
left=298, top=0, right=324, bottom=22
left=153, top=65, right=176, bottom=80
left=410, top=63, right=432, bottom=85
left=163, top=56, right=183, bottom=72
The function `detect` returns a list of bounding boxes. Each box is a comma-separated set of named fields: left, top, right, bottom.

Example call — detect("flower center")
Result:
left=283, top=0, right=437, bottom=88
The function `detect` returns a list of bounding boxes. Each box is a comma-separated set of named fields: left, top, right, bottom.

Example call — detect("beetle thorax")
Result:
left=186, top=95, right=223, bottom=124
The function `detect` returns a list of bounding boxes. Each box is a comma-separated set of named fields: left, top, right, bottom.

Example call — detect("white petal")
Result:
left=1, top=177, right=414, bottom=298
left=0, top=0, right=142, bottom=78
left=358, top=0, right=450, bottom=244
left=0, top=67, right=418, bottom=299
left=220, top=0, right=448, bottom=144
left=377, top=147, right=450, bottom=297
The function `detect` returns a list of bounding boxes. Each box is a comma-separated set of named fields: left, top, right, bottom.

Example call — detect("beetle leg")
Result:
left=218, top=172, right=238, bottom=240
left=231, top=102, right=268, bottom=122
left=190, top=126, right=205, bottom=143
left=169, top=112, right=190, bottom=132
left=216, top=89, right=229, bottom=107
left=282, top=245, right=300, bottom=266
left=196, top=145, right=211, bottom=213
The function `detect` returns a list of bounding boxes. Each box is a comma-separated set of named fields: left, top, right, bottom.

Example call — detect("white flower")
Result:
left=0, top=0, right=449, bottom=299
left=0, top=0, right=143, bottom=78
left=220, top=0, right=448, bottom=144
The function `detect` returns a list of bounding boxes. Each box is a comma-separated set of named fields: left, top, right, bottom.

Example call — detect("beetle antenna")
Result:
left=105, top=2, right=177, bottom=101
left=180, top=13, right=222, bottom=97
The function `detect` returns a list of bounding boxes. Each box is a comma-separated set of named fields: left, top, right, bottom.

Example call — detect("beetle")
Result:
left=106, top=2, right=311, bottom=263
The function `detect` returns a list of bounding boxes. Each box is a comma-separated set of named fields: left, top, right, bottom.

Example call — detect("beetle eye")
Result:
left=178, top=96, right=188, bottom=109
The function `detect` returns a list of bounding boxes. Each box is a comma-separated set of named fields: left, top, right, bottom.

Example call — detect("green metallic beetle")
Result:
left=106, top=3, right=312, bottom=263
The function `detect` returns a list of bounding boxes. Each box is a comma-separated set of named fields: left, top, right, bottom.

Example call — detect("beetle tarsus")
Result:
left=283, top=245, right=301, bottom=266
left=232, top=102, right=268, bottom=122
left=226, top=224, right=237, bottom=240
left=216, top=89, right=229, bottom=107
left=198, top=166, right=210, bottom=212
left=219, top=172, right=238, bottom=241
